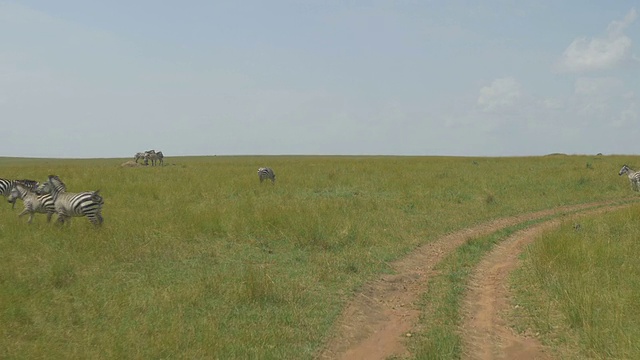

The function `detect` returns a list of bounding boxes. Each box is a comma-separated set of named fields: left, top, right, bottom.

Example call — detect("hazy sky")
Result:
left=1, top=1, right=639, bottom=158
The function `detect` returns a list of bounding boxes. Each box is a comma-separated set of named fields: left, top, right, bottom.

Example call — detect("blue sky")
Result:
left=1, top=1, right=638, bottom=158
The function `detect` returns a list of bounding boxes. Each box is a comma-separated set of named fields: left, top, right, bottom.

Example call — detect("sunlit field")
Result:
left=0, top=155, right=638, bottom=359
left=512, top=206, right=640, bottom=359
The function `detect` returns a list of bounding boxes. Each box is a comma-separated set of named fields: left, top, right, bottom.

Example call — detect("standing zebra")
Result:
left=156, top=151, right=164, bottom=166
left=36, top=175, right=104, bottom=226
left=619, top=165, right=640, bottom=191
left=1, top=178, right=40, bottom=209
left=257, top=167, right=276, bottom=183
left=145, top=150, right=164, bottom=166
left=8, top=182, right=56, bottom=223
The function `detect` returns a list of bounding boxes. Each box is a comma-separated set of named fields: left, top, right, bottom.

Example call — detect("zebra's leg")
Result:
left=56, top=213, right=67, bottom=225
left=88, top=214, right=103, bottom=226
left=46, top=211, right=53, bottom=222
left=18, top=208, right=31, bottom=223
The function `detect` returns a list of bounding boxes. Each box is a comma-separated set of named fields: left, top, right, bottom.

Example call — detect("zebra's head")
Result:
left=35, top=182, right=51, bottom=195
left=619, top=165, right=631, bottom=176
left=36, top=175, right=66, bottom=196
left=7, top=185, right=23, bottom=203
left=48, top=175, right=67, bottom=191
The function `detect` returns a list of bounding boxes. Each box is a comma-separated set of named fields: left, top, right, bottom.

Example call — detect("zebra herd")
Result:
left=1, top=175, right=104, bottom=226
left=134, top=150, right=164, bottom=166
left=1, top=165, right=275, bottom=227
left=2, top=164, right=638, bottom=226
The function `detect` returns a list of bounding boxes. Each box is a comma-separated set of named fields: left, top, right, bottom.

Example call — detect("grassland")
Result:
left=512, top=205, right=640, bottom=359
left=0, top=155, right=637, bottom=359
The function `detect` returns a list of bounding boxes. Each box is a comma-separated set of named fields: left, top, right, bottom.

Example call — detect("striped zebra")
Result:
left=36, top=175, right=104, bottom=226
left=8, top=182, right=55, bottom=223
left=134, top=152, right=146, bottom=163
left=1, top=178, right=40, bottom=209
left=258, top=167, right=276, bottom=183
left=135, top=150, right=160, bottom=164
left=156, top=151, right=164, bottom=166
left=619, top=165, right=640, bottom=191
left=145, top=150, right=164, bottom=166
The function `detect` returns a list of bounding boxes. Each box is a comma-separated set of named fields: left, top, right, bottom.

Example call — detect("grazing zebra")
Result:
left=1, top=178, right=40, bottom=209
left=258, top=167, right=276, bottom=183
left=619, top=165, right=640, bottom=191
left=134, top=152, right=147, bottom=163
left=8, top=182, right=55, bottom=223
left=135, top=150, right=160, bottom=164
left=37, top=175, right=104, bottom=226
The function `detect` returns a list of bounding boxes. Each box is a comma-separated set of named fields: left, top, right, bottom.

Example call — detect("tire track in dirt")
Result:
left=316, top=200, right=629, bottom=360
left=461, top=203, right=633, bottom=360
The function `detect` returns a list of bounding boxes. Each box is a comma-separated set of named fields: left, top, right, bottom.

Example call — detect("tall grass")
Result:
left=513, top=205, right=640, bottom=359
left=0, top=155, right=636, bottom=358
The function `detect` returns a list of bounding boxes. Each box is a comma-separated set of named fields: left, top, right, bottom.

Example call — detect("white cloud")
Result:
left=476, top=77, right=522, bottom=112
left=558, top=8, right=637, bottom=72
left=574, top=76, right=622, bottom=95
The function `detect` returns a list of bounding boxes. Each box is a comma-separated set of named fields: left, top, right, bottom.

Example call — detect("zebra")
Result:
left=619, top=165, right=640, bottom=191
left=1, top=178, right=40, bottom=209
left=144, top=150, right=164, bottom=166
left=135, top=150, right=160, bottom=164
left=156, top=151, right=164, bottom=166
left=258, top=167, right=276, bottom=183
left=134, top=152, right=146, bottom=163
left=8, top=182, right=56, bottom=223
left=36, top=175, right=104, bottom=226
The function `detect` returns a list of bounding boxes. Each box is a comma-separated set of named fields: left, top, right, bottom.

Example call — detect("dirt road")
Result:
left=317, top=200, right=630, bottom=360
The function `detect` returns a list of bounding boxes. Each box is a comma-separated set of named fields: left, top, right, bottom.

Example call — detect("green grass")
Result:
left=0, top=155, right=637, bottom=359
left=512, top=205, right=640, bottom=359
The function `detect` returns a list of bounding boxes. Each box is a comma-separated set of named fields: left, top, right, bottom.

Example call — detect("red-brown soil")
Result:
left=317, top=200, right=628, bottom=360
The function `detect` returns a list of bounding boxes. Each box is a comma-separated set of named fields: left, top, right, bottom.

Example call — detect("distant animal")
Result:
left=618, top=165, right=640, bottom=191
left=258, top=167, right=276, bottom=183
left=8, top=182, right=55, bottom=223
left=1, top=178, right=40, bottom=209
left=36, top=175, right=104, bottom=226
left=135, top=150, right=162, bottom=165
left=134, top=152, right=146, bottom=163
left=144, top=150, right=164, bottom=166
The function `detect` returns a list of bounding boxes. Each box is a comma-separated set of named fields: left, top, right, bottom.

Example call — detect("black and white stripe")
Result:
left=619, top=165, right=640, bottom=191
left=144, top=150, right=164, bottom=166
left=8, top=182, right=55, bottom=223
left=134, top=152, right=146, bottom=163
left=37, top=175, right=104, bottom=226
left=1, top=178, right=40, bottom=209
left=257, top=167, right=276, bottom=183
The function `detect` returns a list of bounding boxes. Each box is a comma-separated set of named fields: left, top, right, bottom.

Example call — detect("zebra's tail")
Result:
left=91, top=190, right=104, bottom=205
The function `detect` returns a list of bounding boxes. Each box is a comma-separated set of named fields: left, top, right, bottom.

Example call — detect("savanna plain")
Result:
left=1, top=155, right=639, bottom=359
